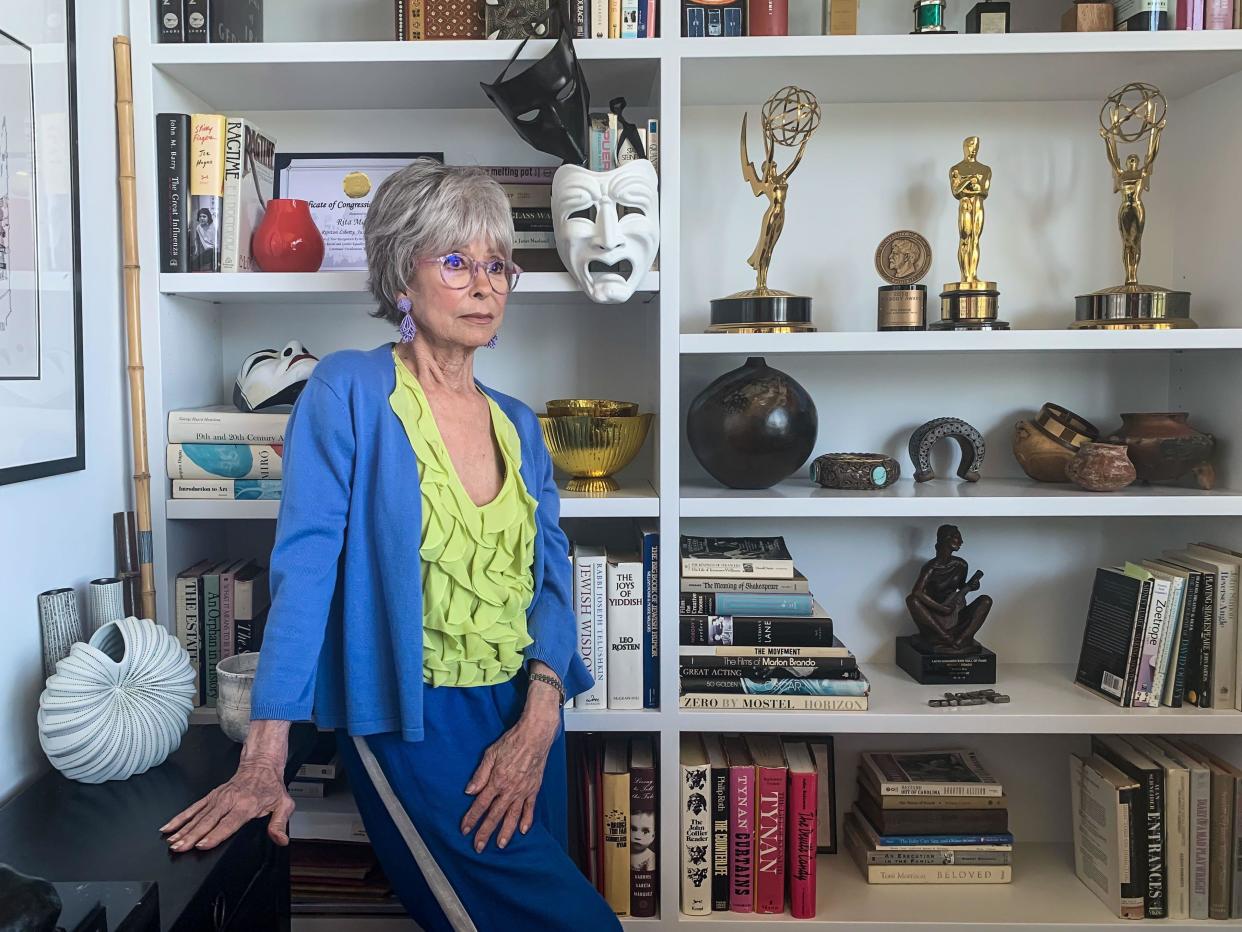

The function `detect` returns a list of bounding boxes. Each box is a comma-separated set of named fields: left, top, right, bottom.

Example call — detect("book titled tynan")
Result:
left=680, top=535, right=794, bottom=578
left=860, top=750, right=1003, bottom=798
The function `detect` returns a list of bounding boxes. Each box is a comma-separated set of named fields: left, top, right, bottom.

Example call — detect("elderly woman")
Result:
left=159, top=160, right=620, bottom=931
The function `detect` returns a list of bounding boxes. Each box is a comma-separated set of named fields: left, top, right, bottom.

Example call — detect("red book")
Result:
left=747, top=735, right=788, bottom=914
left=783, top=741, right=818, bottom=919
left=1206, top=0, right=1233, bottom=27
left=747, top=0, right=788, bottom=35
left=1177, top=0, right=1205, bottom=27
left=723, top=736, right=756, bottom=913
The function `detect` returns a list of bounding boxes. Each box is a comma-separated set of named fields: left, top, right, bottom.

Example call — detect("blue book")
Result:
left=874, top=831, right=1014, bottom=847
left=679, top=591, right=814, bottom=616
left=638, top=520, right=659, bottom=709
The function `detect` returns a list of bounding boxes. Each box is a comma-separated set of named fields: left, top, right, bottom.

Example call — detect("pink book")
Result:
left=747, top=735, right=788, bottom=915
left=783, top=741, right=818, bottom=920
left=219, top=558, right=245, bottom=660
left=1206, top=0, right=1233, bottom=27
left=645, top=0, right=656, bottom=35
left=723, top=736, right=756, bottom=913
left=1178, top=0, right=1205, bottom=28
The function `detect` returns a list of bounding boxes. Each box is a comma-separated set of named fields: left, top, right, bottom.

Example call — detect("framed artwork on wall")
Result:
left=0, top=0, right=82, bottom=486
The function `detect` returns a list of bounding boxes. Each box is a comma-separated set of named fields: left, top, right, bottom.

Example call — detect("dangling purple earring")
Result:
left=486, top=334, right=498, bottom=349
left=397, top=297, right=416, bottom=343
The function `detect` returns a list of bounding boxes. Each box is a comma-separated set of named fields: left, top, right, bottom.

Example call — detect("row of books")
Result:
left=569, top=523, right=659, bottom=710
left=155, top=0, right=263, bottom=43
left=845, top=749, right=1012, bottom=886
left=1170, top=0, right=1241, bottom=29
left=569, top=735, right=659, bottom=917
left=156, top=112, right=277, bottom=274
left=587, top=112, right=661, bottom=173
left=174, top=555, right=269, bottom=706
left=677, top=535, right=869, bottom=712
left=395, top=0, right=660, bottom=39
left=166, top=406, right=288, bottom=499
left=1075, top=541, right=1241, bottom=711
left=1071, top=735, right=1242, bottom=920
left=679, top=734, right=836, bottom=917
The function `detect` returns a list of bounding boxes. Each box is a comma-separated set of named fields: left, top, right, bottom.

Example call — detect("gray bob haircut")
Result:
left=365, top=160, right=514, bottom=326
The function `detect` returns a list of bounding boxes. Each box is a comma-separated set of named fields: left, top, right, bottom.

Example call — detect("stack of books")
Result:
left=290, top=839, right=394, bottom=907
left=845, top=750, right=1013, bottom=886
left=677, top=535, right=869, bottom=712
left=1072, top=735, right=1242, bottom=921
left=167, top=405, right=288, bottom=501
left=1075, top=542, right=1240, bottom=711
left=570, top=521, right=659, bottom=711
left=289, top=731, right=343, bottom=798
left=679, top=734, right=837, bottom=917
left=175, top=556, right=269, bottom=707
left=569, top=734, right=658, bottom=918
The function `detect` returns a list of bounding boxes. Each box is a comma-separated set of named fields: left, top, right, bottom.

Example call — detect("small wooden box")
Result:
left=1061, top=2, right=1115, bottom=30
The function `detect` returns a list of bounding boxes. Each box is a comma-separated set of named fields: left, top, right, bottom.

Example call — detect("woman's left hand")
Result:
left=460, top=671, right=562, bottom=853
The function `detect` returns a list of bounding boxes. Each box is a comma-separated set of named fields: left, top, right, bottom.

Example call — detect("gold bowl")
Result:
left=538, top=413, right=653, bottom=494
left=544, top=398, right=640, bottom=419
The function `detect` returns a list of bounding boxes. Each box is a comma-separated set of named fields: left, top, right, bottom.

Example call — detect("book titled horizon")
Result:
left=168, top=405, right=290, bottom=444
left=680, top=603, right=833, bottom=647
left=167, top=442, right=284, bottom=480
left=172, top=479, right=283, bottom=500
left=679, top=693, right=868, bottom=711
left=680, top=535, right=794, bottom=578
left=860, top=750, right=1003, bottom=798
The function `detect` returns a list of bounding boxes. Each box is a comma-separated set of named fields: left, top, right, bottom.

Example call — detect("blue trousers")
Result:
left=336, top=674, right=620, bottom=932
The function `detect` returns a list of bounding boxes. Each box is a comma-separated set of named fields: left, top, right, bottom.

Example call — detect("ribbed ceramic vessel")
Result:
left=538, top=413, right=653, bottom=493
left=217, top=652, right=260, bottom=743
left=544, top=398, right=639, bottom=418
left=37, top=615, right=196, bottom=784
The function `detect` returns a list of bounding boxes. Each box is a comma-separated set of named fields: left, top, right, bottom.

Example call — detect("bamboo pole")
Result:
left=113, top=37, right=157, bottom=623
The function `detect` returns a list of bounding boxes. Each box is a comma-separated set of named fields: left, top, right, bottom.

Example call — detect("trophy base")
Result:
left=878, top=284, right=927, bottom=331
left=895, top=635, right=997, bottom=685
left=911, top=27, right=958, bottom=32
left=933, top=282, right=1007, bottom=330
left=1072, top=285, right=1196, bottom=330
left=709, top=289, right=815, bottom=334
left=563, top=475, right=620, bottom=494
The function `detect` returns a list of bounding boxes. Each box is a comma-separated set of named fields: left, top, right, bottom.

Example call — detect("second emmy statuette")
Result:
left=935, top=135, right=1008, bottom=330
left=1073, top=82, right=1195, bottom=329
left=708, top=85, right=821, bottom=334
left=876, top=230, right=931, bottom=331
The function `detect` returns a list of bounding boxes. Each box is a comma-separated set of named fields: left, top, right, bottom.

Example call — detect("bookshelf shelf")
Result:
left=678, top=478, right=1242, bottom=518
left=679, top=328, right=1242, bottom=355
left=161, top=271, right=660, bottom=305
left=676, top=663, right=1242, bottom=735
left=191, top=704, right=659, bottom=732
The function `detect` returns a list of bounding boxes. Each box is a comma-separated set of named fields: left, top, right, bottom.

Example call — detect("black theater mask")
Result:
left=480, top=13, right=590, bottom=167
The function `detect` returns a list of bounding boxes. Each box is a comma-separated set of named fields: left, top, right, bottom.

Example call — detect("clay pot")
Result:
left=1066, top=442, right=1137, bottom=493
left=1013, top=420, right=1074, bottom=482
left=251, top=198, right=325, bottom=273
left=686, top=356, right=818, bottom=490
left=1107, top=412, right=1216, bottom=490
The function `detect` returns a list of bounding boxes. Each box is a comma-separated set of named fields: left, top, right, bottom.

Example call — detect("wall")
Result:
left=0, top=1, right=131, bottom=803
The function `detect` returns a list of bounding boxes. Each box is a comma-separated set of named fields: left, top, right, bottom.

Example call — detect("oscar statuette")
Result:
left=708, top=86, right=821, bottom=334
left=1073, top=83, right=1195, bottom=329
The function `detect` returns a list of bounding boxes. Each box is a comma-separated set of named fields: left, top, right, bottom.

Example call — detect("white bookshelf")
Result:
left=129, top=0, right=1242, bottom=925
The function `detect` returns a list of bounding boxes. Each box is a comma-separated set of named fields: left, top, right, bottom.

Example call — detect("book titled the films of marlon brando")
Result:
left=680, top=536, right=794, bottom=578
left=860, top=750, right=1003, bottom=798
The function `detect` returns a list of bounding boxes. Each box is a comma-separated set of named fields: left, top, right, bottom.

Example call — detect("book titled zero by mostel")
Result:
left=723, top=736, right=755, bottom=912
left=702, top=734, right=730, bottom=911
left=783, top=740, right=818, bottom=919
left=679, top=734, right=711, bottom=916
left=156, top=113, right=190, bottom=272
left=680, top=535, right=794, bottom=578
left=606, top=552, right=643, bottom=709
left=1092, top=734, right=1166, bottom=918
left=746, top=735, right=788, bottom=914
left=629, top=736, right=657, bottom=918
left=860, top=750, right=1003, bottom=798
left=573, top=543, right=608, bottom=709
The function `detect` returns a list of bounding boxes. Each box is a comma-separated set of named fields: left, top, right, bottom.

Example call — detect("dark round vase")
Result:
left=686, top=356, right=818, bottom=490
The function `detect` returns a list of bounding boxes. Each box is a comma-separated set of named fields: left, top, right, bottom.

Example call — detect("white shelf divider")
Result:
left=679, top=477, right=1242, bottom=518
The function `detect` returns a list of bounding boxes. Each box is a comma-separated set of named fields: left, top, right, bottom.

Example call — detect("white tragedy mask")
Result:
left=552, top=159, right=660, bottom=304
left=233, top=340, right=319, bottom=412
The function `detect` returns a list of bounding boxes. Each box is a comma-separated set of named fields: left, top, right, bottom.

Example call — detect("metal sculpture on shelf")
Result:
left=909, top=417, right=985, bottom=483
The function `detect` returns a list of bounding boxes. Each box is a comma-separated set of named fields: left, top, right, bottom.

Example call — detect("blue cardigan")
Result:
left=248, top=342, right=593, bottom=741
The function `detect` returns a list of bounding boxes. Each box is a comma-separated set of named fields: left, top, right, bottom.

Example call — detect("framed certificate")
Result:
left=273, top=153, right=443, bottom=271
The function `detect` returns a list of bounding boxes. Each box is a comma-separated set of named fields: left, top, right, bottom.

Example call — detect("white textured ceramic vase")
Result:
left=37, top=615, right=196, bottom=784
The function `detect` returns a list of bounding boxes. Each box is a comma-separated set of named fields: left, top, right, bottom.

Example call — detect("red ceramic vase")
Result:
left=251, top=199, right=325, bottom=273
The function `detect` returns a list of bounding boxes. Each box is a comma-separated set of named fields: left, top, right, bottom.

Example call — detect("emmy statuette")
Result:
left=709, top=86, right=821, bottom=334
left=1073, top=83, right=1195, bottom=329
left=934, top=135, right=1008, bottom=330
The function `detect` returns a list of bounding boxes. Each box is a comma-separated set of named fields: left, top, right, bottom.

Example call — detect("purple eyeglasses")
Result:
left=417, top=252, right=522, bottom=294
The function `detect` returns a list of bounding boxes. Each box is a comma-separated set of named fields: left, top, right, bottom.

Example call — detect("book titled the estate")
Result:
left=1092, top=735, right=1166, bottom=918
left=702, top=734, right=730, bottom=912
left=680, top=535, right=794, bottom=578
left=860, top=750, right=1003, bottom=798
left=1074, top=567, right=1147, bottom=705
left=629, top=736, right=657, bottom=918
left=723, top=736, right=755, bottom=912
left=679, top=734, right=711, bottom=916
left=783, top=740, right=817, bottom=919
left=680, top=603, right=833, bottom=646
left=176, top=558, right=213, bottom=705
left=156, top=113, right=190, bottom=272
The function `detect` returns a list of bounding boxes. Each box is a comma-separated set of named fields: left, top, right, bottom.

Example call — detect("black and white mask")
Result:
left=233, top=340, right=319, bottom=412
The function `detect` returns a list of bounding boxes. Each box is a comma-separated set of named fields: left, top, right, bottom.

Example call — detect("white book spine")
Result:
left=574, top=546, right=608, bottom=709
left=1233, top=778, right=1242, bottom=918
left=167, top=408, right=288, bottom=445
left=1214, top=564, right=1236, bottom=709
left=621, top=0, right=639, bottom=36
left=1160, top=576, right=1188, bottom=707
left=1147, top=575, right=1175, bottom=707
left=606, top=555, right=644, bottom=709
left=646, top=119, right=659, bottom=174
left=680, top=761, right=712, bottom=915
left=1190, top=765, right=1211, bottom=919
left=220, top=118, right=245, bottom=273
left=1167, top=767, right=1190, bottom=919
left=681, top=558, right=794, bottom=579
left=591, top=0, right=608, bottom=38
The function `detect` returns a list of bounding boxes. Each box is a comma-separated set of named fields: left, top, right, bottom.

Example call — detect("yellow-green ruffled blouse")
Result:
left=389, top=350, right=537, bottom=687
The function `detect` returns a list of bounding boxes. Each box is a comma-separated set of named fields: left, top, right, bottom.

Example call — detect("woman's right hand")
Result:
left=160, top=760, right=296, bottom=852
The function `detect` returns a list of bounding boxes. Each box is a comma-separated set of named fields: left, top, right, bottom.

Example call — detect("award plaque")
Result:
left=875, top=230, right=931, bottom=331
left=1073, top=83, right=1195, bottom=330
left=709, top=86, right=821, bottom=334
left=934, top=136, right=1009, bottom=330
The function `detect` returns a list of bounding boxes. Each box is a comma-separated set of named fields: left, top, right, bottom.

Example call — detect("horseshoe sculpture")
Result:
left=909, top=417, right=985, bottom=483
